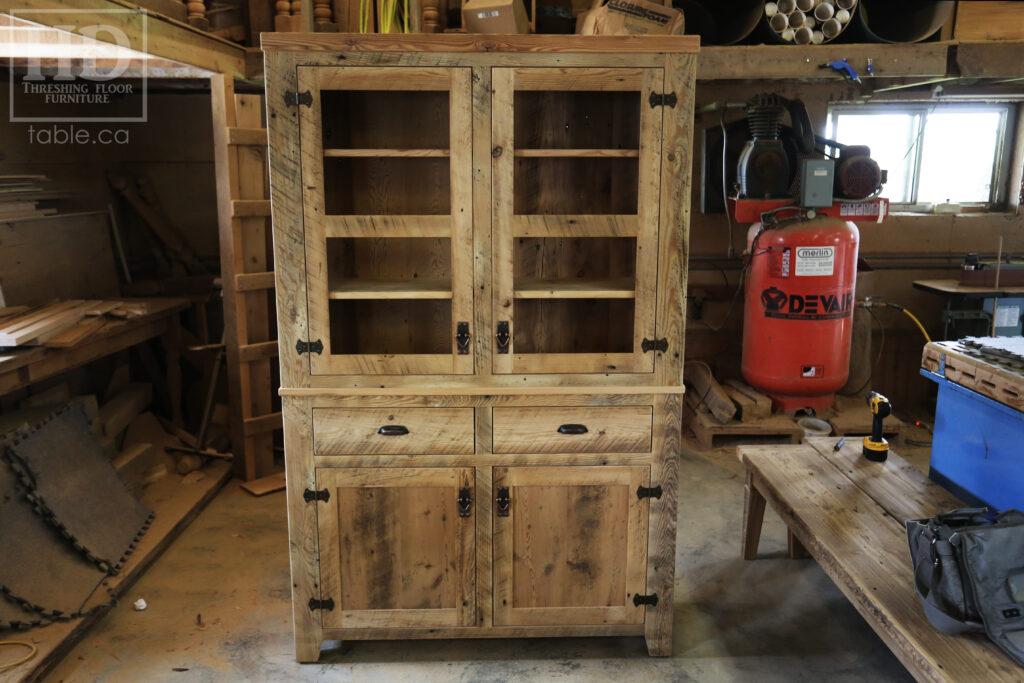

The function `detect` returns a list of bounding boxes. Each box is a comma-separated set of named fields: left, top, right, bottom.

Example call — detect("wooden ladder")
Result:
left=211, top=75, right=281, bottom=481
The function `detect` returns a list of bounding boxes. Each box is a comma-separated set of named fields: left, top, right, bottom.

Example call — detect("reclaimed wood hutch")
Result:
left=262, top=33, right=698, bottom=660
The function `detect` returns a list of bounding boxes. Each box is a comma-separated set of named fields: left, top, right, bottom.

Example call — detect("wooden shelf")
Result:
left=514, top=149, right=640, bottom=158
left=513, top=277, right=635, bottom=299
left=328, top=279, right=453, bottom=300
left=323, top=148, right=450, bottom=158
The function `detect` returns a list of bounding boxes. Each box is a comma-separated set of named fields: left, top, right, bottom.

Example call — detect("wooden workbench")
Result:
left=738, top=438, right=1020, bottom=682
left=0, top=299, right=189, bottom=417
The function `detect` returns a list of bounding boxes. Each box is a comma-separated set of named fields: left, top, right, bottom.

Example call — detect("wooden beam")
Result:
left=234, top=271, right=276, bottom=291
left=244, top=411, right=283, bottom=436
left=4, top=0, right=247, bottom=77
left=956, top=40, right=1024, bottom=79
left=698, top=42, right=951, bottom=80
left=238, top=340, right=279, bottom=363
left=231, top=199, right=272, bottom=218
left=228, top=127, right=268, bottom=146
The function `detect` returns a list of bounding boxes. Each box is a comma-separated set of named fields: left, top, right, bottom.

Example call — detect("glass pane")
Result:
left=514, top=158, right=638, bottom=214
left=321, top=90, right=449, bottom=149
left=514, top=299, right=635, bottom=354
left=917, top=111, right=1002, bottom=204
left=329, top=300, right=451, bottom=355
left=514, top=91, right=640, bottom=149
left=833, top=113, right=918, bottom=203
left=323, top=157, right=450, bottom=215
left=326, top=237, right=452, bottom=293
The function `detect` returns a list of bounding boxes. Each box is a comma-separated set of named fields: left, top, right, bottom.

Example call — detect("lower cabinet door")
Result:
left=493, top=466, right=650, bottom=626
left=316, top=467, right=476, bottom=629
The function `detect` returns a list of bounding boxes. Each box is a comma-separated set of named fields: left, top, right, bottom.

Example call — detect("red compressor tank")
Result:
left=741, top=215, right=860, bottom=413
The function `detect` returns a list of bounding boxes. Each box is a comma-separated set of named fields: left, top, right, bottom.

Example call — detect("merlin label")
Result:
left=794, top=246, right=835, bottom=277
left=760, top=286, right=853, bottom=320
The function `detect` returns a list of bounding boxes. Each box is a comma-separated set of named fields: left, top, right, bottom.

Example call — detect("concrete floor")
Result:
left=44, top=443, right=916, bottom=682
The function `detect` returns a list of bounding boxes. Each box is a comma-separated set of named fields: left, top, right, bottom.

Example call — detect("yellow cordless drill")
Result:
left=862, top=392, right=892, bottom=462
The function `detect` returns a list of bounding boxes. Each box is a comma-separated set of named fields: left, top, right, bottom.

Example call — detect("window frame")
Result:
left=827, top=102, right=1015, bottom=212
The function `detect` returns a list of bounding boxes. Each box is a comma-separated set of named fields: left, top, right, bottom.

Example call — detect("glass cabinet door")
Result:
left=298, top=66, right=474, bottom=375
left=491, top=67, right=664, bottom=374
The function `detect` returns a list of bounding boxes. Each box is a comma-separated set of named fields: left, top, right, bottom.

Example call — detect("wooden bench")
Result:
left=738, top=437, right=1021, bottom=682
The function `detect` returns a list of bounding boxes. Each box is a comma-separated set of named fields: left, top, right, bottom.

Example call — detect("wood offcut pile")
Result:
left=0, top=174, right=78, bottom=221
left=0, top=300, right=152, bottom=350
left=684, top=362, right=909, bottom=449
left=684, top=362, right=804, bottom=449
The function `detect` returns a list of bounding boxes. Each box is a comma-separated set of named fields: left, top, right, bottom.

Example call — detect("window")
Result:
left=826, top=104, right=1013, bottom=210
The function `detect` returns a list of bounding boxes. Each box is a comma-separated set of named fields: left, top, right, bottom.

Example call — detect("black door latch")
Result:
left=456, top=322, right=471, bottom=355
left=457, top=487, right=473, bottom=517
left=496, top=487, right=511, bottom=517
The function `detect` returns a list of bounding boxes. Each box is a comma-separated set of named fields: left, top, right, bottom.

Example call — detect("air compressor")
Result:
left=704, top=94, right=888, bottom=413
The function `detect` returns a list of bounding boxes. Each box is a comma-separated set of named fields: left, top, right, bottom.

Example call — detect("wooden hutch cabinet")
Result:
left=262, top=33, right=698, bottom=661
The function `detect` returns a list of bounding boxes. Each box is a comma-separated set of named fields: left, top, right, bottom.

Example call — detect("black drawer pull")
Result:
left=557, top=424, right=588, bottom=435
left=378, top=425, right=409, bottom=436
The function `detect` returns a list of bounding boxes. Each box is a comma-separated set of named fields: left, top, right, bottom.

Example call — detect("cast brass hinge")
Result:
left=303, top=488, right=329, bottom=503
left=308, top=598, right=334, bottom=611
left=649, top=92, right=677, bottom=108
left=296, top=339, right=323, bottom=355
left=633, top=593, right=659, bottom=607
left=637, top=485, right=663, bottom=500
left=641, top=338, right=668, bottom=353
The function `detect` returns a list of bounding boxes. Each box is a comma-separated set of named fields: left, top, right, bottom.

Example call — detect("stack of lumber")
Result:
left=0, top=299, right=152, bottom=350
left=0, top=174, right=67, bottom=221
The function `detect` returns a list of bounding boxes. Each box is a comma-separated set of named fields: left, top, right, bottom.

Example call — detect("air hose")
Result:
left=860, top=298, right=931, bottom=343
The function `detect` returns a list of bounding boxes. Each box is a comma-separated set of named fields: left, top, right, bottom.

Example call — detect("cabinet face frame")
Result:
left=491, top=67, right=664, bottom=375
left=315, top=466, right=476, bottom=628
left=492, top=465, right=650, bottom=626
left=297, top=66, right=475, bottom=376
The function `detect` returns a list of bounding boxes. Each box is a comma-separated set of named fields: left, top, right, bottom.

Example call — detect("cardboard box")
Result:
left=463, top=0, right=532, bottom=34
left=576, top=0, right=684, bottom=36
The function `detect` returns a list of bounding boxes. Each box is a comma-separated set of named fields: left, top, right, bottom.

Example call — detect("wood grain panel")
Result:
left=493, top=466, right=648, bottom=626
left=492, top=406, right=652, bottom=454
left=313, top=407, right=474, bottom=455
left=317, top=467, right=475, bottom=629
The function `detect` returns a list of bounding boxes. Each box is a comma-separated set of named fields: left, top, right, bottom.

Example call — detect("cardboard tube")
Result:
left=790, top=10, right=806, bottom=27
left=770, top=12, right=789, bottom=31
left=794, top=25, right=813, bottom=42
left=822, top=17, right=842, bottom=37
left=796, top=0, right=813, bottom=11
left=815, top=2, right=835, bottom=20
left=777, top=0, right=797, bottom=14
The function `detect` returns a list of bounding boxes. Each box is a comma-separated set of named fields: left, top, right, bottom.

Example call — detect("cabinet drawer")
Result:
left=313, top=408, right=475, bottom=455
left=492, top=406, right=652, bottom=454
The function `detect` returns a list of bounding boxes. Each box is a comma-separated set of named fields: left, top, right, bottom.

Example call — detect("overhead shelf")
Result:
left=513, top=277, right=636, bottom=299
left=328, top=279, right=453, bottom=300
left=698, top=42, right=951, bottom=80
left=514, top=149, right=640, bottom=158
left=323, top=149, right=451, bottom=158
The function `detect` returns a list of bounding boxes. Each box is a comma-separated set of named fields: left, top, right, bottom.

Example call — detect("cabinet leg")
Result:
left=741, top=470, right=766, bottom=560
left=294, top=633, right=322, bottom=663
left=645, top=629, right=673, bottom=657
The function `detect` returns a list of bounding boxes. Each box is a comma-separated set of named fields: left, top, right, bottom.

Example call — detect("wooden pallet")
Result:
left=211, top=75, right=281, bottom=481
left=922, top=340, right=1024, bottom=412
left=686, top=408, right=804, bottom=450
